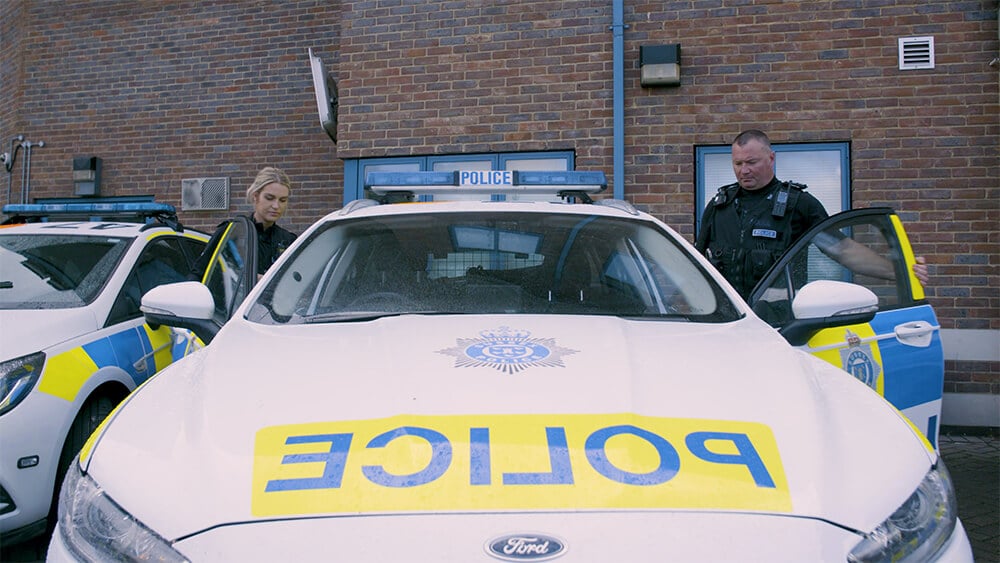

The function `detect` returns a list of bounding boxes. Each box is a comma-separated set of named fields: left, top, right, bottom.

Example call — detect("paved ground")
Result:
left=3, top=429, right=997, bottom=562
left=940, top=428, right=1000, bottom=562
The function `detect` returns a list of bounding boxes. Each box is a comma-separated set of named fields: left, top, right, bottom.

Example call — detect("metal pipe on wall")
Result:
left=611, top=0, right=627, bottom=200
left=22, top=140, right=44, bottom=203
left=5, top=135, right=23, bottom=205
left=9, top=138, right=44, bottom=204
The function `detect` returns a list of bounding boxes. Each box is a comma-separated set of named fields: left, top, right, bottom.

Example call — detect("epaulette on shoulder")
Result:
left=785, top=181, right=807, bottom=191
left=712, top=182, right=740, bottom=206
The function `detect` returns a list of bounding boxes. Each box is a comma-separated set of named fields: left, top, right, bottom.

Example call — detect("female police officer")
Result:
left=245, top=166, right=296, bottom=275
left=191, top=166, right=296, bottom=280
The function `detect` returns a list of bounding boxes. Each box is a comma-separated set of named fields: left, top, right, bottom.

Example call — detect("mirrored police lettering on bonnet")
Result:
left=695, top=130, right=928, bottom=299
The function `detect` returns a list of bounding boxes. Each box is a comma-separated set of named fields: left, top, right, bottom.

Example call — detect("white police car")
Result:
left=0, top=202, right=209, bottom=545
left=49, top=172, right=970, bottom=562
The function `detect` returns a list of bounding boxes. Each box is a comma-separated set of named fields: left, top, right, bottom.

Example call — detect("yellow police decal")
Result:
left=37, top=347, right=98, bottom=402
left=252, top=414, right=791, bottom=517
left=142, top=324, right=175, bottom=373
left=890, top=214, right=925, bottom=301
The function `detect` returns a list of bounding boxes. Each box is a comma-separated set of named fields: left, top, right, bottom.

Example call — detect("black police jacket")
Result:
left=696, top=178, right=826, bottom=299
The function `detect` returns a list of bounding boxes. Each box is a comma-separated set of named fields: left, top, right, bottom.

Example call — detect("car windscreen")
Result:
left=0, top=233, right=132, bottom=309
left=246, top=211, right=740, bottom=324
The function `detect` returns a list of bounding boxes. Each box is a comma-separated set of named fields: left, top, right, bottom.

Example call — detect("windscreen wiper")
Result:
left=302, top=310, right=439, bottom=323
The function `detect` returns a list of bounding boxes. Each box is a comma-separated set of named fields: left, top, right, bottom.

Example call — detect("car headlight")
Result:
left=848, top=461, right=958, bottom=562
left=58, top=460, right=189, bottom=563
left=0, top=351, right=44, bottom=416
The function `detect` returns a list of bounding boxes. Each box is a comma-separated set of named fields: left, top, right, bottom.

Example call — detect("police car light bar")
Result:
left=365, top=170, right=607, bottom=197
left=2, top=202, right=177, bottom=222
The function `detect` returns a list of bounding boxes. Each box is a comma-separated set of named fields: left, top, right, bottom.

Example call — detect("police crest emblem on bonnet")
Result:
left=437, top=327, right=578, bottom=374
left=486, top=534, right=567, bottom=561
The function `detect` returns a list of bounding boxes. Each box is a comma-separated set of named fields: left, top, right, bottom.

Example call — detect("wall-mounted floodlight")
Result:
left=73, top=156, right=101, bottom=197
left=309, top=48, right=338, bottom=143
left=640, top=44, right=681, bottom=87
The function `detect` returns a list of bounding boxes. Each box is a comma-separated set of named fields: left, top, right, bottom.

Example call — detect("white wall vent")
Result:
left=181, top=177, right=230, bottom=211
left=898, top=36, right=935, bottom=70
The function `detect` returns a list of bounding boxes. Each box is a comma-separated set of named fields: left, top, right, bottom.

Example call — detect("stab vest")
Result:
left=697, top=180, right=805, bottom=298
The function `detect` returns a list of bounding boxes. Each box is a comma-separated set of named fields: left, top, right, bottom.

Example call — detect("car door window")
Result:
left=177, top=236, right=208, bottom=270
left=108, top=237, right=196, bottom=326
left=201, top=216, right=257, bottom=326
left=749, top=209, right=910, bottom=327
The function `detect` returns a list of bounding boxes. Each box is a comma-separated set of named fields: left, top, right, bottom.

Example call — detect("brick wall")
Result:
left=2, top=0, right=998, bottom=396
left=335, top=1, right=999, bottom=331
left=0, top=0, right=343, bottom=235
left=337, top=1, right=617, bottom=168
left=0, top=0, right=26, bottom=186
left=946, top=359, right=1000, bottom=395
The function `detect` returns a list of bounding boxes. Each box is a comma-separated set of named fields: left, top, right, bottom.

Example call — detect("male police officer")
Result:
left=696, top=129, right=928, bottom=299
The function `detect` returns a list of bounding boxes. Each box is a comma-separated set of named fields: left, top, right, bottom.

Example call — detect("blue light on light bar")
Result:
left=364, top=171, right=459, bottom=188
left=511, top=171, right=607, bottom=188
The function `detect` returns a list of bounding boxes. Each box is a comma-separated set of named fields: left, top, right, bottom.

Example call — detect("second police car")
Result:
left=49, top=172, right=970, bottom=562
left=0, top=202, right=209, bottom=546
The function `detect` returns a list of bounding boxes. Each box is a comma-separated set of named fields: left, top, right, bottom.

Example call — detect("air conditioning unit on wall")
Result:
left=181, top=177, right=230, bottom=211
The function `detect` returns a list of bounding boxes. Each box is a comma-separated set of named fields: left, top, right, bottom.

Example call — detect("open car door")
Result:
left=748, top=207, right=944, bottom=447
left=142, top=216, right=257, bottom=347
left=200, top=216, right=258, bottom=331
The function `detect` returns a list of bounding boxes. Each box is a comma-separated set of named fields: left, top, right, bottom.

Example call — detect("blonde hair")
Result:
left=246, top=167, right=292, bottom=203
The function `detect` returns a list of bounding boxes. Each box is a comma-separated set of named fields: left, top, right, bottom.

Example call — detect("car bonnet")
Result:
left=83, top=313, right=934, bottom=543
left=0, top=307, right=99, bottom=360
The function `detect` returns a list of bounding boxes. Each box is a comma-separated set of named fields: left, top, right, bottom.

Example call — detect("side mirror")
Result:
left=779, top=280, right=878, bottom=346
left=141, top=281, right=220, bottom=345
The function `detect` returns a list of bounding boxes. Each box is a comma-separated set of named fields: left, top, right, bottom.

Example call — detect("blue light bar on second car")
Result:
left=2, top=202, right=177, bottom=222
left=365, top=170, right=607, bottom=197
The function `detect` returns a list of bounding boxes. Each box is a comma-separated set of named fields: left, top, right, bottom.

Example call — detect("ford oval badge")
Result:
left=486, top=533, right=567, bottom=561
